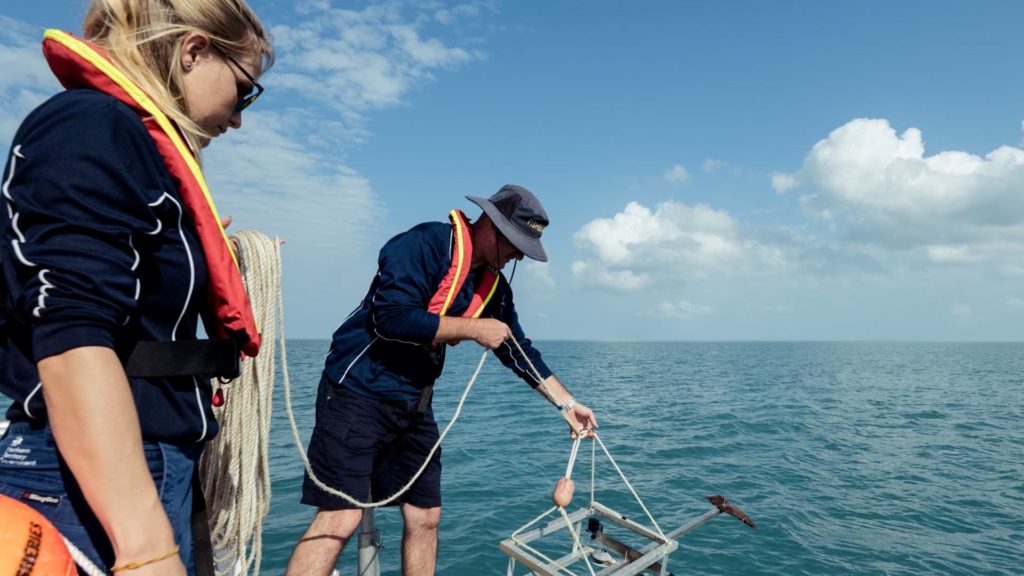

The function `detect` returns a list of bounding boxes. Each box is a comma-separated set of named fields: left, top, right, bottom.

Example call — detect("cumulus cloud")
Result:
left=645, top=299, right=712, bottom=319
left=663, top=164, right=690, bottom=185
left=774, top=118, right=1024, bottom=250
left=571, top=200, right=784, bottom=290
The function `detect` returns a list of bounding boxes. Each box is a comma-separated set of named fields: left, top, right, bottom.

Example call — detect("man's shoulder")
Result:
left=386, top=221, right=450, bottom=247
left=379, top=220, right=450, bottom=262
left=406, top=220, right=450, bottom=238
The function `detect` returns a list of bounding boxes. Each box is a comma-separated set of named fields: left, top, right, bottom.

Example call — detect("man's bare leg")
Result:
left=400, top=503, right=442, bottom=576
left=286, top=508, right=364, bottom=576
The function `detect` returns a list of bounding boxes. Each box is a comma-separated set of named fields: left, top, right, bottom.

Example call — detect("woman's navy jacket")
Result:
left=0, top=90, right=217, bottom=445
left=323, top=221, right=553, bottom=401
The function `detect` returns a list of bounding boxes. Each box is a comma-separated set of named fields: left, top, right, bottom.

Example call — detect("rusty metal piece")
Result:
left=707, top=495, right=756, bottom=529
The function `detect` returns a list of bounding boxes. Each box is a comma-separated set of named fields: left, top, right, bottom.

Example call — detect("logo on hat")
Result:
left=526, top=219, right=546, bottom=234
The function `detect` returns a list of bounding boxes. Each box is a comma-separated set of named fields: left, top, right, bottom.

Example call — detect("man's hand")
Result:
left=565, top=402, right=598, bottom=439
left=472, top=318, right=512, bottom=349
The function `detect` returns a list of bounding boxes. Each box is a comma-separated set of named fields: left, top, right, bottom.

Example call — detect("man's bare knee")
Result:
left=286, top=509, right=365, bottom=576
left=306, top=508, right=365, bottom=539
left=401, top=504, right=441, bottom=533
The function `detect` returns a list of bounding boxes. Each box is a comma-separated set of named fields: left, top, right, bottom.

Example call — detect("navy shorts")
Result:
left=301, top=375, right=442, bottom=510
left=0, top=420, right=199, bottom=574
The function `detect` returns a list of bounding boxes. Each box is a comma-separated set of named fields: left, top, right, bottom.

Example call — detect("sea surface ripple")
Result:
left=263, top=341, right=1023, bottom=575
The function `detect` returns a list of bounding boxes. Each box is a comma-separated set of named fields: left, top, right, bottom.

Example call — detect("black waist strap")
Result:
left=416, top=384, right=434, bottom=416
left=125, top=339, right=240, bottom=379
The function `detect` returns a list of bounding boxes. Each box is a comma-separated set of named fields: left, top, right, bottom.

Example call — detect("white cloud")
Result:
left=570, top=200, right=784, bottom=291
left=570, top=261, right=650, bottom=291
left=702, top=158, right=725, bottom=172
left=435, top=2, right=492, bottom=25
left=663, top=163, right=690, bottom=185
left=646, top=299, right=712, bottom=319
left=776, top=118, right=1024, bottom=250
left=771, top=172, right=798, bottom=193
left=203, top=110, right=381, bottom=249
left=269, top=2, right=485, bottom=143
left=517, top=261, right=556, bottom=296
left=925, top=244, right=981, bottom=264
left=0, top=17, right=62, bottom=146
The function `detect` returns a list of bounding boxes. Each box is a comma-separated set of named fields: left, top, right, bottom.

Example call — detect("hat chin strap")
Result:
left=492, top=220, right=517, bottom=286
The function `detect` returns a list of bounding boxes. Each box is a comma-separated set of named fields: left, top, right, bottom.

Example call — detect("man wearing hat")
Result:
left=287, top=185, right=597, bottom=576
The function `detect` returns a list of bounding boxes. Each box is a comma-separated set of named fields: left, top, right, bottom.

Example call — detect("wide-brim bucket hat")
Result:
left=467, top=184, right=548, bottom=262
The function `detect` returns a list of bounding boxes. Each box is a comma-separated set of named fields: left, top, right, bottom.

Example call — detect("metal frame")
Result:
left=500, top=496, right=755, bottom=576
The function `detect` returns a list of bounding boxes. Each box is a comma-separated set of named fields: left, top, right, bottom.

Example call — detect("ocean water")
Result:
left=262, top=340, right=1024, bottom=575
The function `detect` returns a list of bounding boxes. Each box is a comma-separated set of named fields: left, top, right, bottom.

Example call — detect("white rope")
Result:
left=564, top=436, right=582, bottom=479
left=589, top=438, right=596, bottom=507
left=63, top=536, right=107, bottom=576
left=508, top=334, right=667, bottom=542
left=594, top=433, right=666, bottom=540
left=285, top=346, right=491, bottom=508
left=558, top=437, right=595, bottom=576
left=198, top=230, right=280, bottom=576
left=558, top=507, right=596, bottom=576
left=507, top=337, right=583, bottom=436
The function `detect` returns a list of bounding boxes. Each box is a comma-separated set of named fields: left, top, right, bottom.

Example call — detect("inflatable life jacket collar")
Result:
left=41, top=29, right=261, bottom=357
left=427, top=210, right=499, bottom=320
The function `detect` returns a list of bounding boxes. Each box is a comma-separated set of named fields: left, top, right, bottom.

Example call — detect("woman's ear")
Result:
left=179, top=32, right=211, bottom=73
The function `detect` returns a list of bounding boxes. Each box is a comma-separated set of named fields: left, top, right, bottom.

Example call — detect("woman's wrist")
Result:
left=108, top=500, right=177, bottom=562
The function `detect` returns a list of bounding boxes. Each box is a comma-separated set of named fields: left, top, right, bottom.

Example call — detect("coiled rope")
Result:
left=199, top=230, right=281, bottom=576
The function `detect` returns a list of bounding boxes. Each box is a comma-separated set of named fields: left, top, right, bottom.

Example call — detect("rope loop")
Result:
left=198, top=230, right=280, bottom=576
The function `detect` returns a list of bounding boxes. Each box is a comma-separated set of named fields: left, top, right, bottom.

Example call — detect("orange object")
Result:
left=0, top=494, right=76, bottom=575
left=552, top=477, right=575, bottom=508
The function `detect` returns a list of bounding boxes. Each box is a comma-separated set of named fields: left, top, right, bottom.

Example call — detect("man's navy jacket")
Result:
left=323, top=220, right=553, bottom=401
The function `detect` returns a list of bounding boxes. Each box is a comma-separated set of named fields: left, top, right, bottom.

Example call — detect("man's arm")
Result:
left=433, top=316, right=511, bottom=348
left=532, top=374, right=598, bottom=438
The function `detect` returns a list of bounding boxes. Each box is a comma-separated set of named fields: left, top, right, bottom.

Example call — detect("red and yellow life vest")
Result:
left=428, top=210, right=499, bottom=318
left=40, top=30, right=260, bottom=357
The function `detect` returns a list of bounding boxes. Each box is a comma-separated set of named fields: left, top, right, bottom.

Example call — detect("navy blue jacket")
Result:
left=324, top=221, right=553, bottom=401
left=0, top=89, right=217, bottom=445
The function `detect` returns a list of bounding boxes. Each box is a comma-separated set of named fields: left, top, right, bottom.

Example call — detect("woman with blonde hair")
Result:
left=0, top=1, right=272, bottom=574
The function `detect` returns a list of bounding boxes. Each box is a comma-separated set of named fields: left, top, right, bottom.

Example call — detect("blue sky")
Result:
left=2, top=1, right=1023, bottom=341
